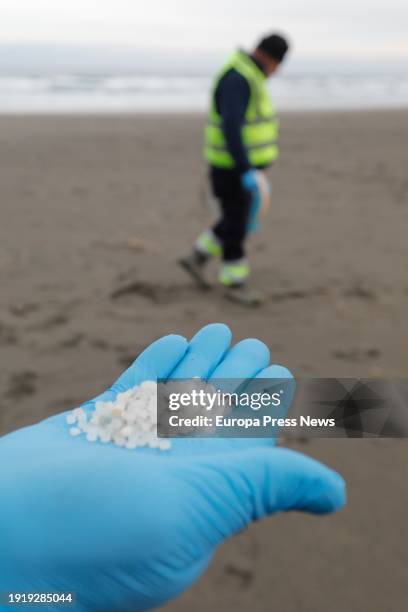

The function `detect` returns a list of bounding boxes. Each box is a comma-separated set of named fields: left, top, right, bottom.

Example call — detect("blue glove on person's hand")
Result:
left=0, top=324, right=345, bottom=611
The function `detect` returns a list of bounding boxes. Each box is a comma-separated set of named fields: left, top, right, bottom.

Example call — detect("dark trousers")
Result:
left=210, top=167, right=251, bottom=261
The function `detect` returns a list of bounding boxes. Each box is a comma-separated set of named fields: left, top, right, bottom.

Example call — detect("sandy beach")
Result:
left=1, top=110, right=407, bottom=611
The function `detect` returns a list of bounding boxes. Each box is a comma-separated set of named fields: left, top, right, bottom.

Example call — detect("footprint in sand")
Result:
left=332, top=347, right=381, bottom=362
left=343, top=284, right=377, bottom=301
left=223, top=564, right=254, bottom=590
left=5, top=371, right=37, bottom=400
left=29, top=312, right=69, bottom=331
left=270, top=286, right=327, bottom=302
left=111, top=279, right=187, bottom=304
left=0, top=322, right=17, bottom=345
left=9, top=303, right=39, bottom=318
left=59, top=333, right=84, bottom=349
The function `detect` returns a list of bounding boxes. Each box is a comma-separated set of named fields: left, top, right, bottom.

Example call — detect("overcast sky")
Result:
left=0, top=0, right=407, bottom=72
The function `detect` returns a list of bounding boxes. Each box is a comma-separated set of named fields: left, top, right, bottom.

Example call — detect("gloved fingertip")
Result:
left=190, top=323, right=232, bottom=344
left=234, top=338, right=270, bottom=366
left=305, top=470, right=347, bottom=515
left=280, top=449, right=347, bottom=515
left=163, top=333, right=189, bottom=345
left=320, top=470, right=347, bottom=513
left=121, top=333, right=189, bottom=383
left=257, top=364, right=293, bottom=379
left=147, top=334, right=188, bottom=351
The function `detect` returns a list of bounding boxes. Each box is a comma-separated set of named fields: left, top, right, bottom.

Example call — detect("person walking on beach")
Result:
left=180, top=33, right=289, bottom=306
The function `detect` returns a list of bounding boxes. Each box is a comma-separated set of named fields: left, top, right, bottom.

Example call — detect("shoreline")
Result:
left=0, top=104, right=408, bottom=117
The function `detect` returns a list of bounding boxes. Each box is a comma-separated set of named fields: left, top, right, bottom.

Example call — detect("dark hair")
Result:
left=257, top=33, right=289, bottom=63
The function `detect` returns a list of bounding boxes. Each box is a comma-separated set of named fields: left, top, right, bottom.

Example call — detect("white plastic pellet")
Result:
left=69, top=427, right=82, bottom=437
left=72, top=408, right=86, bottom=419
left=159, top=439, right=171, bottom=451
left=66, top=380, right=167, bottom=450
left=99, top=432, right=112, bottom=443
left=67, top=379, right=220, bottom=452
left=125, top=440, right=138, bottom=450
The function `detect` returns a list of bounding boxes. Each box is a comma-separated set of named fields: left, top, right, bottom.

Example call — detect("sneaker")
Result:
left=178, top=253, right=211, bottom=290
left=218, top=259, right=250, bottom=287
left=224, top=284, right=264, bottom=307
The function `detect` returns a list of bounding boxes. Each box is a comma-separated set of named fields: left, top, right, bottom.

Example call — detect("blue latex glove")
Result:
left=241, top=168, right=261, bottom=232
left=0, top=324, right=346, bottom=611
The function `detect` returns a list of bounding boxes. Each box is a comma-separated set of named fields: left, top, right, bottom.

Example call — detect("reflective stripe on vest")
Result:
left=204, top=50, right=279, bottom=169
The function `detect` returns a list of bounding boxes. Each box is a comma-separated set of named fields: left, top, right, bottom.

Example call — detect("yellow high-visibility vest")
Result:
left=204, top=50, right=279, bottom=169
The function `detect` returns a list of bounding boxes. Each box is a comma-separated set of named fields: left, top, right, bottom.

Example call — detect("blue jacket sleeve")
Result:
left=215, top=69, right=251, bottom=173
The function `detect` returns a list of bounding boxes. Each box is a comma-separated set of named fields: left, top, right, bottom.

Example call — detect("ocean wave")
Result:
left=0, top=74, right=407, bottom=112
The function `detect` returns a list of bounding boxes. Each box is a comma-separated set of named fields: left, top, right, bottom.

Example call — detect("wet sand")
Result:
left=0, top=111, right=407, bottom=611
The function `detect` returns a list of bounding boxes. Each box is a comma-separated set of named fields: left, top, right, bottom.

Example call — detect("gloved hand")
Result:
left=0, top=324, right=345, bottom=611
left=241, top=169, right=263, bottom=232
